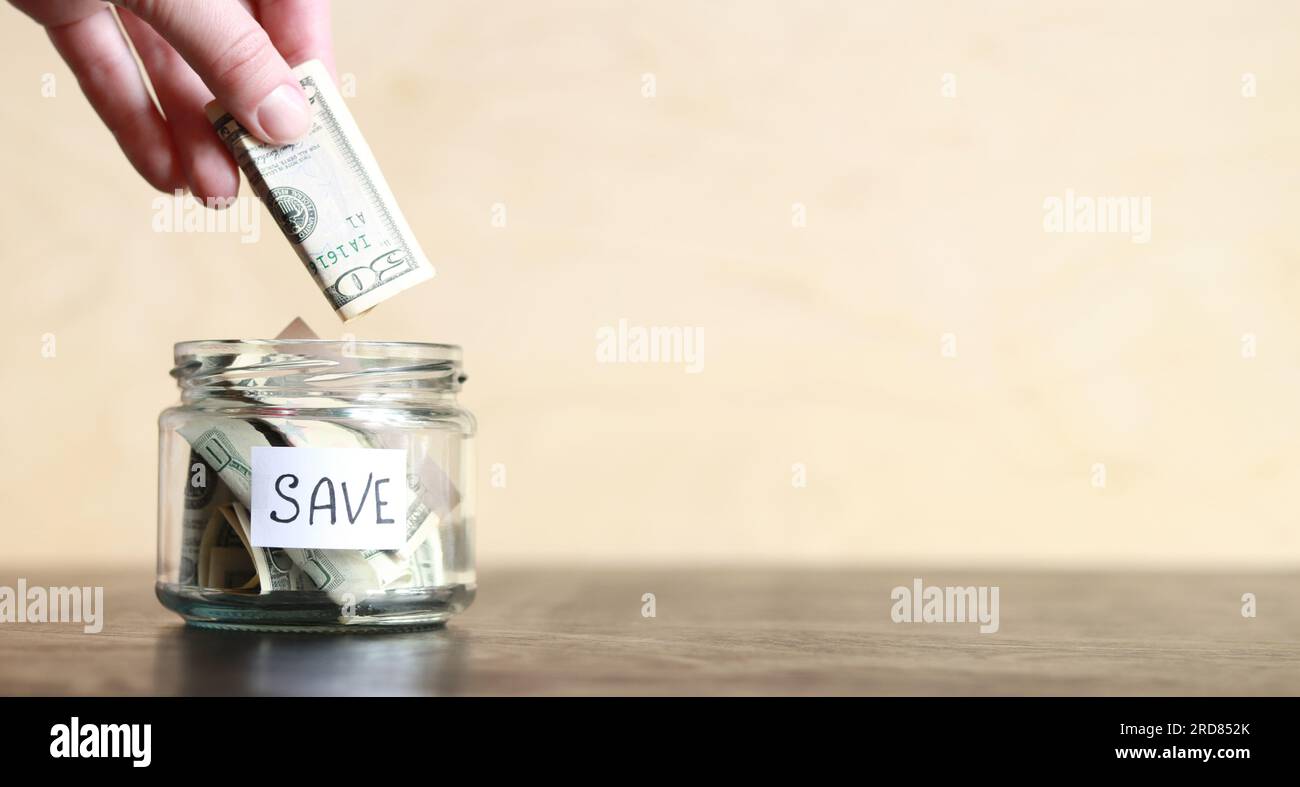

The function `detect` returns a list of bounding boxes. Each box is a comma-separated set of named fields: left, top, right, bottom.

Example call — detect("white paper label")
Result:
left=250, top=447, right=407, bottom=550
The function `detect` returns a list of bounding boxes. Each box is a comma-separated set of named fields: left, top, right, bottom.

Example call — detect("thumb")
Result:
left=118, top=0, right=311, bottom=144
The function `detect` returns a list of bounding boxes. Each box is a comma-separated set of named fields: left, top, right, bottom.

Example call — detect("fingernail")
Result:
left=255, top=83, right=311, bottom=144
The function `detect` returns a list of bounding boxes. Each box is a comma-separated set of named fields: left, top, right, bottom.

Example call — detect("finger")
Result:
left=25, top=1, right=185, bottom=192
left=117, top=9, right=240, bottom=202
left=254, top=0, right=335, bottom=76
left=8, top=0, right=105, bottom=27
left=116, top=0, right=311, bottom=145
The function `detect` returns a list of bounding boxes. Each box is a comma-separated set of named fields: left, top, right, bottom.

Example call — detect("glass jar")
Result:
left=156, top=339, right=475, bottom=631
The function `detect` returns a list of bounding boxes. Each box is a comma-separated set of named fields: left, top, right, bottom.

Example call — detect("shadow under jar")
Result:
left=157, top=339, right=475, bottom=632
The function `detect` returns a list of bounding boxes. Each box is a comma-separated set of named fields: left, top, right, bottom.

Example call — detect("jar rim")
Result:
left=172, top=339, right=465, bottom=395
left=175, top=338, right=461, bottom=357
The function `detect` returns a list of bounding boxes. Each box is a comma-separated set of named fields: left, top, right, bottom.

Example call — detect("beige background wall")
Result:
left=1, top=1, right=1298, bottom=566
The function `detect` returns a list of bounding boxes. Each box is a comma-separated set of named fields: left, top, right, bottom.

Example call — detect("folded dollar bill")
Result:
left=207, top=60, right=435, bottom=320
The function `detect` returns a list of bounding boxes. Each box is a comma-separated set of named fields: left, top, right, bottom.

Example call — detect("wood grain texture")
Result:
left=0, top=566, right=1296, bottom=696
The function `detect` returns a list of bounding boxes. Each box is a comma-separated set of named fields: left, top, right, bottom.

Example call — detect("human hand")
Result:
left=11, top=0, right=334, bottom=201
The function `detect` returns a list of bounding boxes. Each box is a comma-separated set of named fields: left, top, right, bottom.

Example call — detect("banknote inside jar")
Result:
left=178, top=420, right=458, bottom=602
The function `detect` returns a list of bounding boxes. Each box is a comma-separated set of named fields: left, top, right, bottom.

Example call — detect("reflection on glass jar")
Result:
left=157, top=339, right=475, bottom=631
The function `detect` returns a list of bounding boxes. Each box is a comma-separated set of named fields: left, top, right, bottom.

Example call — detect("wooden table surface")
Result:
left=1, top=566, right=1297, bottom=696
